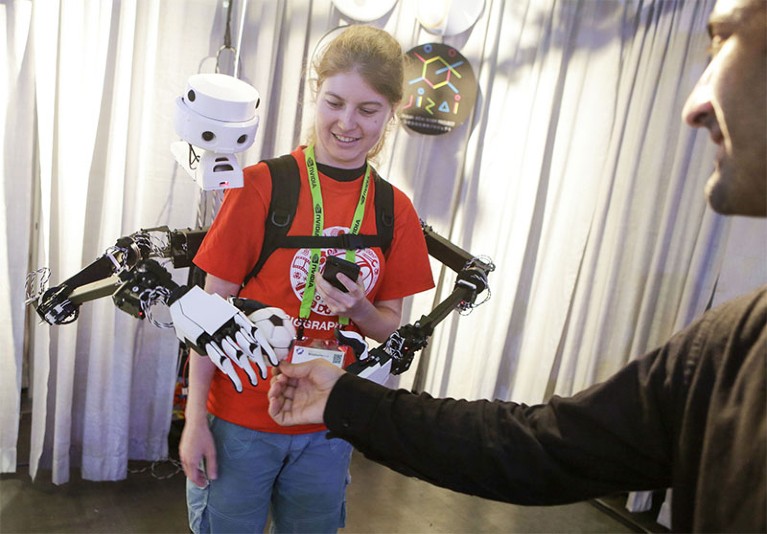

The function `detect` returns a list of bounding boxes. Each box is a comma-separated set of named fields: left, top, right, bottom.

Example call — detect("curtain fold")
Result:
left=19, top=0, right=212, bottom=483
left=3, top=0, right=743, bottom=484
left=0, top=0, right=35, bottom=473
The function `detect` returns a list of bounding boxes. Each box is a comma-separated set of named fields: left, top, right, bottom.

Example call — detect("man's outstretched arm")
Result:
left=269, top=355, right=673, bottom=506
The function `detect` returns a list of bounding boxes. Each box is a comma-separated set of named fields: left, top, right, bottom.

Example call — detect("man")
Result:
left=267, top=0, right=766, bottom=531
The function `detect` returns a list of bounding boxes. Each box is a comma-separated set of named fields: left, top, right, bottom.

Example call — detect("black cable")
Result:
left=223, top=0, right=234, bottom=49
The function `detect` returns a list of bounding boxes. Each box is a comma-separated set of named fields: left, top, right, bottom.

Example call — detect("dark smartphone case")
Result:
left=322, top=256, right=361, bottom=292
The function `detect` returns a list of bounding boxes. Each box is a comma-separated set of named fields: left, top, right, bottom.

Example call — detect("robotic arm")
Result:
left=26, top=221, right=494, bottom=387
left=29, top=227, right=191, bottom=326
left=347, top=221, right=495, bottom=383
left=25, top=73, right=281, bottom=391
left=26, top=226, right=286, bottom=392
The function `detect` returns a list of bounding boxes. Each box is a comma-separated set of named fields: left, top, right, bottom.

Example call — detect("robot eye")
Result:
left=202, top=131, right=215, bottom=141
left=187, top=90, right=196, bottom=102
left=237, top=134, right=248, bottom=144
left=255, top=98, right=261, bottom=109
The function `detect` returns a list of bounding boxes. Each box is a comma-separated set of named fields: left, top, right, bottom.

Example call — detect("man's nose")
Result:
left=682, top=69, right=714, bottom=128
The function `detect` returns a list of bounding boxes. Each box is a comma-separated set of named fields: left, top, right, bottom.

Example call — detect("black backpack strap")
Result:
left=278, top=234, right=383, bottom=250
left=276, top=171, right=395, bottom=253
left=241, top=158, right=395, bottom=287
left=242, top=154, right=300, bottom=287
left=372, top=171, right=394, bottom=256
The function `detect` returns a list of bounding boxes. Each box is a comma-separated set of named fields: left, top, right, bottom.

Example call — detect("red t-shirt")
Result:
left=194, top=146, right=434, bottom=433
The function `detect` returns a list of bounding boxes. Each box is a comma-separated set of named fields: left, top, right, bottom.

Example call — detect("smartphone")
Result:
left=322, top=256, right=361, bottom=292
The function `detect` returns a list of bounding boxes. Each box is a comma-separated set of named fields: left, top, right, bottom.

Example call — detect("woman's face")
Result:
left=313, top=70, right=393, bottom=169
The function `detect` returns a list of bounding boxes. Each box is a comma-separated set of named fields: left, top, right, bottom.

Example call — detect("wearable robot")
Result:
left=26, top=73, right=494, bottom=388
left=26, top=222, right=494, bottom=387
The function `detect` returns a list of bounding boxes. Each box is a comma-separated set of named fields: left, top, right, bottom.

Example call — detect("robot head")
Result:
left=172, top=73, right=261, bottom=190
left=174, top=73, right=260, bottom=154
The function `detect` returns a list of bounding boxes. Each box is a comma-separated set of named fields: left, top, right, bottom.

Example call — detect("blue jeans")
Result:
left=187, top=416, right=353, bottom=534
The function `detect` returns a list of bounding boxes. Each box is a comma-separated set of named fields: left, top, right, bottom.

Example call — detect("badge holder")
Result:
left=288, top=336, right=345, bottom=368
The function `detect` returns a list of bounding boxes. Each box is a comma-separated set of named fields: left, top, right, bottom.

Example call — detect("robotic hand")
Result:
left=336, top=328, right=423, bottom=386
left=169, top=285, right=295, bottom=392
left=334, top=329, right=388, bottom=385
left=334, top=329, right=369, bottom=363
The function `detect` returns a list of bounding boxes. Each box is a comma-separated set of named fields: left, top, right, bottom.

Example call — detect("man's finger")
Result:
left=277, top=360, right=312, bottom=378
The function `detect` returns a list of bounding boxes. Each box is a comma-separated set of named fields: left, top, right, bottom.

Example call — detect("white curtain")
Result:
left=2, top=0, right=207, bottom=483
left=2, top=0, right=736, bottom=483
left=391, top=0, right=726, bottom=403
left=1, top=0, right=36, bottom=473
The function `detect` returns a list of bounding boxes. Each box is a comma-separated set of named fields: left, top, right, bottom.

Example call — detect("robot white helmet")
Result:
left=174, top=73, right=260, bottom=154
left=171, top=73, right=262, bottom=190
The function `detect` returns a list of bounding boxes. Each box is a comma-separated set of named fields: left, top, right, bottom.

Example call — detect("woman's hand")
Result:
left=315, top=270, right=403, bottom=342
left=179, top=418, right=217, bottom=488
left=315, top=269, right=366, bottom=317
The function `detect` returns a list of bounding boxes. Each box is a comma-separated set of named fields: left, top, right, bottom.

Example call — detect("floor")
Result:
left=1, top=416, right=668, bottom=533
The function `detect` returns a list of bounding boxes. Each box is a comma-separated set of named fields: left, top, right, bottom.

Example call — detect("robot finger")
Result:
left=234, top=331, right=268, bottom=381
left=252, top=327, right=280, bottom=367
left=205, top=342, right=243, bottom=393
left=221, top=337, right=259, bottom=386
left=335, top=329, right=369, bottom=361
left=233, top=313, right=259, bottom=346
left=220, top=336, right=242, bottom=360
left=233, top=328, right=259, bottom=356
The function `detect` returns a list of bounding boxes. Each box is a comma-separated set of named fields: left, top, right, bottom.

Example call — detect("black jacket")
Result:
left=325, top=287, right=767, bottom=532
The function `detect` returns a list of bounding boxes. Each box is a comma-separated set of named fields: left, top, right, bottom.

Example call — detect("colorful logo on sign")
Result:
left=401, top=43, right=477, bottom=135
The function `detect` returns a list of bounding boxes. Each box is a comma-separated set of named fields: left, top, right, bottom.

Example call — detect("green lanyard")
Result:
left=299, top=145, right=371, bottom=325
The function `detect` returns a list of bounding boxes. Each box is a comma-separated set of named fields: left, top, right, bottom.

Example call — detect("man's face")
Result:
left=683, top=0, right=767, bottom=217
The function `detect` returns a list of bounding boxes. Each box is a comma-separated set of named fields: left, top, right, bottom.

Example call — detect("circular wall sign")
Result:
left=400, top=43, right=478, bottom=135
left=416, top=0, right=485, bottom=36
left=331, top=0, right=398, bottom=22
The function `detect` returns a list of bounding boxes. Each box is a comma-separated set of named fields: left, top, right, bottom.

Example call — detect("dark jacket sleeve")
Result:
left=324, top=349, right=678, bottom=505
left=324, top=288, right=767, bottom=531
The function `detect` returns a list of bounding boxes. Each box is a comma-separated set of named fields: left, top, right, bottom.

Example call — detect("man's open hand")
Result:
left=268, top=360, right=345, bottom=426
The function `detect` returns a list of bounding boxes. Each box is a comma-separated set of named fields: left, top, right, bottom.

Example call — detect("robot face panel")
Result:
left=174, top=97, right=260, bottom=153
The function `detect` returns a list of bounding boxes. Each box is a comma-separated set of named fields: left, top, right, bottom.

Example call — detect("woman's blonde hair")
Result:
left=308, top=25, right=405, bottom=161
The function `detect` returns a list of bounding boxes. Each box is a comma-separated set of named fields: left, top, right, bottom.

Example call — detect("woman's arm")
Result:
left=178, top=274, right=241, bottom=486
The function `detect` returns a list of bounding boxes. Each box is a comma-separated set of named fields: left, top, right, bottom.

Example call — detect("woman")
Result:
left=180, top=25, right=434, bottom=533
